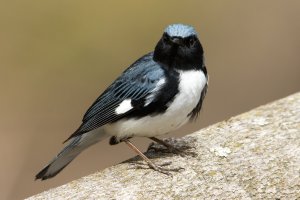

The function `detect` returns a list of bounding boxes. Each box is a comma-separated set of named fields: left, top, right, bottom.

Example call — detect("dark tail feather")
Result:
left=35, top=128, right=108, bottom=180
left=35, top=136, right=83, bottom=180
left=35, top=159, right=73, bottom=180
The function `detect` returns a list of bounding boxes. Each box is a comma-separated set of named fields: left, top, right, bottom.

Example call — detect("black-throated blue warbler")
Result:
left=36, top=24, right=208, bottom=180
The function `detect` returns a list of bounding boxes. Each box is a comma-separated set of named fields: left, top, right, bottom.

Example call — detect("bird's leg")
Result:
left=148, top=137, right=194, bottom=156
left=122, top=138, right=182, bottom=175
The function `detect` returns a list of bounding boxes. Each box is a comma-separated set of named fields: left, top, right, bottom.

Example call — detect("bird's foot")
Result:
left=149, top=162, right=184, bottom=176
left=129, top=161, right=184, bottom=176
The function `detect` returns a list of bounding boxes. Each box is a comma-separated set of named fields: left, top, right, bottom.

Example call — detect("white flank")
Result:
left=115, top=99, right=133, bottom=114
left=145, top=78, right=166, bottom=106
left=105, top=70, right=207, bottom=139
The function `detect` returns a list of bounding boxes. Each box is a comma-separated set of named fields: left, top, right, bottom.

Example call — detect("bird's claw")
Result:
left=148, top=161, right=184, bottom=176
left=128, top=161, right=184, bottom=176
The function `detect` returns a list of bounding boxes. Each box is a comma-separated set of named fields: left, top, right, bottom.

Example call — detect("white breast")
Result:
left=104, top=70, right=207, bottom=139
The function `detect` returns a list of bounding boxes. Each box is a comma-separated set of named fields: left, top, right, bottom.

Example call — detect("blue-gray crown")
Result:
left=164, top=24, right=197, bottom=38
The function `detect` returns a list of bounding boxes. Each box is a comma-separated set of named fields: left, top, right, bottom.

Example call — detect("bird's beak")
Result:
left=171, top=37, right=183, bottom=45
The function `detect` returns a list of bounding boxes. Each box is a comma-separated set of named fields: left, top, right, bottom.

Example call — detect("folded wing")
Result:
left=64, top=53, right=165, bottom=142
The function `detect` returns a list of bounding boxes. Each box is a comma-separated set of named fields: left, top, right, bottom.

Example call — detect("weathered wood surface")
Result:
left=28, top=92, right=300, bottom=200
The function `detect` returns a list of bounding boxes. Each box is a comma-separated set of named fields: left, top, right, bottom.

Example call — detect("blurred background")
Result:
left=0, top=0, right=299, bottom=199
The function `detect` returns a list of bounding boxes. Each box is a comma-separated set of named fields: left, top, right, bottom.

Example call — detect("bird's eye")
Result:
left=162, top=34, right=169, bottom=43
left=189, top=37, right=196, bottom=46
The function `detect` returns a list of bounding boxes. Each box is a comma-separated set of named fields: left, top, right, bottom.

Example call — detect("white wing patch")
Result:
left=115, top=99, right=133, bottom=114
left=144, top=78, right=166, bottom=106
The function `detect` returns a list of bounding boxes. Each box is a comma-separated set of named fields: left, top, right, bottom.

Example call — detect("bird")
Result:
left=35, top=23, right=208, bottom=180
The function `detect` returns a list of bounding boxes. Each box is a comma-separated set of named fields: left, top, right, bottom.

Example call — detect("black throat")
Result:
left=153, top=39, right=204, bottom=71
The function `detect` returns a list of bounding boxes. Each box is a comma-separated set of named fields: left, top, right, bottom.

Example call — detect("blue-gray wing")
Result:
left=65, top=53, right=164, bottom=141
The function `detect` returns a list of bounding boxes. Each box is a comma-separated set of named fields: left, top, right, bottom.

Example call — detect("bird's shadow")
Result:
left=122, top=136, right=198, bottom=167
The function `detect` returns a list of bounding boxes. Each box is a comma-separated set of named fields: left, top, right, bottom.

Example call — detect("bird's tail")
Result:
left=35, top=128, right=108, bottom=180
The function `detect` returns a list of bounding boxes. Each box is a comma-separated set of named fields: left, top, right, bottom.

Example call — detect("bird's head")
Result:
left=153, top=24, right=204, bottom=70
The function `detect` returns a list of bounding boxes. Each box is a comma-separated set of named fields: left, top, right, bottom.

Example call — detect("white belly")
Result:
left=104, top=70, right=207, bottom=139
